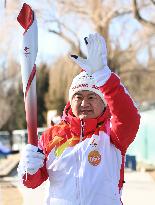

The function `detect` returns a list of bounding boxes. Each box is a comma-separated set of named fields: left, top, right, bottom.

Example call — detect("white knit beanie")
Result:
left=69, top=71, right=106, bottom=105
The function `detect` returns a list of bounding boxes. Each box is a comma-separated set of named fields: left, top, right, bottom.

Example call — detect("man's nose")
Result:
left=81, top=98, right=89, bottom=106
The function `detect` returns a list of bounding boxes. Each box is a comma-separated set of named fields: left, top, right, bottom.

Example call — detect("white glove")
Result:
left=17, top=144, right=45, bottom=177
left=70, top=33, right=111, bottom=86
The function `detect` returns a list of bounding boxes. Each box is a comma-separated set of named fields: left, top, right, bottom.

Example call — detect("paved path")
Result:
left=0, top=185, right=3, bottom=205
left=122, top=171, right=155, bottom=205
left=16, top=178, right=48, bottom=205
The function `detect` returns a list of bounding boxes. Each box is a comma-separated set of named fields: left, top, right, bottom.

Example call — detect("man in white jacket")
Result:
left=18, top=33, right=140, bottom=205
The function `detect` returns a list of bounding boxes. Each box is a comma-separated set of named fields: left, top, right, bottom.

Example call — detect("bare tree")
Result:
left=2, top=0, right=155, bottom=73
left=37, top=0, right=154, bottom=73
left=0, top=87, right=11, bottom=129
left=1, top=0, right=155, bottom=116
left=46, top=56, right=80, bottom=113
left=0, top=59, right=21, bottom=129
left=131, top=0, right=155, bottom=72
left=132, top=0, right=155, bottom=28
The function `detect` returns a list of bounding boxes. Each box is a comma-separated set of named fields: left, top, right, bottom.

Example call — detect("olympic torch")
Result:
left=17, top=3, right=38, bottom=146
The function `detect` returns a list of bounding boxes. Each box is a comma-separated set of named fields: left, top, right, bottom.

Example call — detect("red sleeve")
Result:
left=23, top=163, right=48, bottom=189
left=100, top=73, right=140, bottom=153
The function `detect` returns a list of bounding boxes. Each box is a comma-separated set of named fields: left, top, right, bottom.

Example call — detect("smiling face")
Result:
left=71, top=90, right=105, bottom=119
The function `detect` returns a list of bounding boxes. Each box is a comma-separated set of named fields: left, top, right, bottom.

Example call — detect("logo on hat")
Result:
left=72, top=83, right=88, bottom=91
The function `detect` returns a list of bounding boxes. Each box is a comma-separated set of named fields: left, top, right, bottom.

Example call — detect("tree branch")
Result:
left=120, top=68, right=155, bottom=75
left=48, top=28, right=78, bottom=51
left=150, top=0, right=155, bottom=5
left=57, top=0, right=89, bottom=16
left=46, top=18, right=81, bottom=53
left=132, top=0, right=155, bottom=27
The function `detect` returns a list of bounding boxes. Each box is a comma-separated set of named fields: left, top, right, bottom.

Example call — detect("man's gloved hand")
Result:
left=70, top=33, right=111, bottom=86
left=17, top=144, right=45, bottom=177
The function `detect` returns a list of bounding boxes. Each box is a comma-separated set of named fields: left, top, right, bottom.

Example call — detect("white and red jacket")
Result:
left=22, top=73, right=140, bottom=205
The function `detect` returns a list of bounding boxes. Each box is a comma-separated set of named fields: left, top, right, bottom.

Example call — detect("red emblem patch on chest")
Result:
left=88, top=150, right=101, bottom=166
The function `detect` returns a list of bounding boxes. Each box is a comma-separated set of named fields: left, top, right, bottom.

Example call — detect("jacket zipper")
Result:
left=75, top=119, right=85, bottom=204
left=80, top=119, right=85, bottom=142
left=75, top=151, right=81, bottom=205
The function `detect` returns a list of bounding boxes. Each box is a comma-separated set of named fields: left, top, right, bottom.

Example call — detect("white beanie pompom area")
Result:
left=69, top=71, right=106, bottom=105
